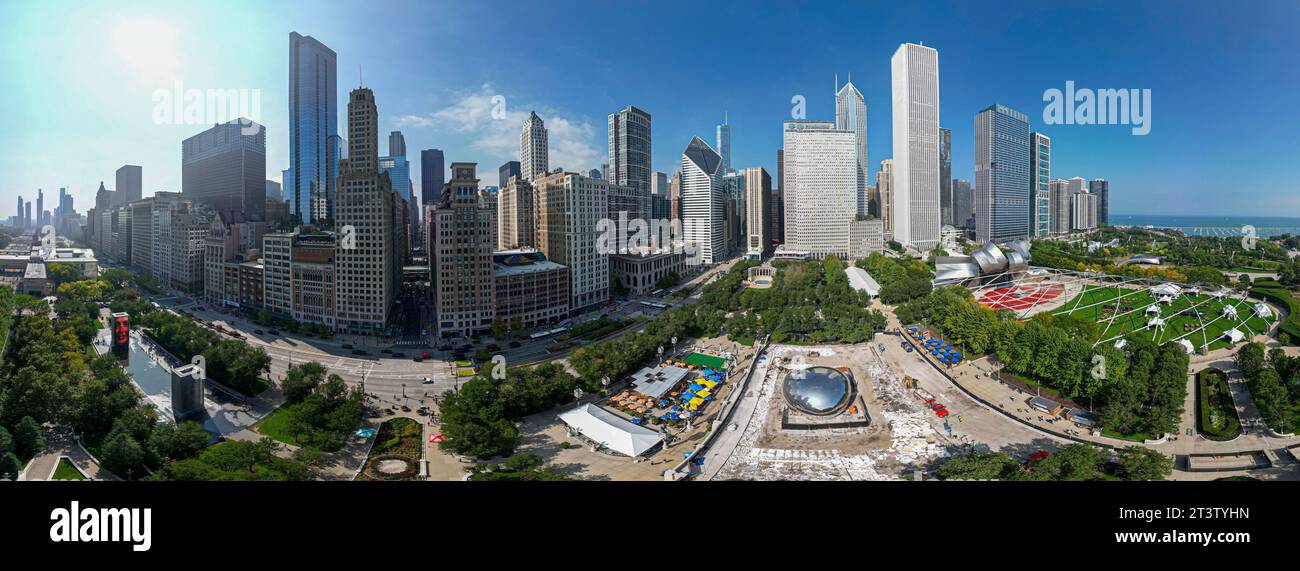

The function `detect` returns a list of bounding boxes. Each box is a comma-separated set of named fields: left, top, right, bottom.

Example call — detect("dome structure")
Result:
left=782, top=366, right=853, bottom=416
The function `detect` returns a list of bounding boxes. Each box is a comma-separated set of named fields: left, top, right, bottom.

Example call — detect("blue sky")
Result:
left=3, top=0, right=1298, bottom=217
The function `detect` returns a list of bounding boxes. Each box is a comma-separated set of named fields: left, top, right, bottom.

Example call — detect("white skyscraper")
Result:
left=783, top=121, right=857, bottom=259
left=835, top=78, right=868, bottom=217
left=890, top=42, right=940, bottom=250
left=520, top=111, right=549, bottom=181
left=680, top=137, right=725, bottom=265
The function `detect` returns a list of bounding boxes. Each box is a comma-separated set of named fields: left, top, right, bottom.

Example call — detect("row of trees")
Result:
left=899, top=286, right=1187, bottom=438
left=439, top=363, right=583, bottom=458
left=134, top=308, right=272, bottom=396
left=936, top=443, right=1173, bottom=481
left=857, top=253, right=933, bottom=304
left=1234, top=342, right=1300, bottom=433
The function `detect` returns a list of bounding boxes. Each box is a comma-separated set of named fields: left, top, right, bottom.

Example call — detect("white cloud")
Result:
left=397, top=84, right=605, bottom=182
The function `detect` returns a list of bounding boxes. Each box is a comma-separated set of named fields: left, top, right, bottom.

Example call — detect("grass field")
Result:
left=52, top=458, right=87, bottom=480
left=1052, top=285, right=1275, bottom=352
left=255, top=407, right=300, bottom=446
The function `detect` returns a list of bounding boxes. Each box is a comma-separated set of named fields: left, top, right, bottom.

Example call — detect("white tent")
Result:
left=1158, top=295, right=1175, bottom=305
left=1253, top=303, right=1273, bottom=319
left=1184, top=287, right=1200, bottom=296
left=1222, top=305, right=1239, bottom=320
left=1152, top=283, right=1182, bottom=297
left=1113, top=339, right=1128, bottom=350
left=1145, top=305, right=1161, bottom=315
left=1178, top=339, right=1196, bottom=355
left=557, top=404, right=664, bottom=457
left=1147, top=317, right=1165, bottom=329
left=1222, top=328, right=1246, bottom=344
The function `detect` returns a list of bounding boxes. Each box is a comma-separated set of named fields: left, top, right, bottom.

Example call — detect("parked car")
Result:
left=268, top=329, right=280, bottom=335
left=421, top=352, right=431, bottom=359
left=1029, top=451, right=1051, bottom=462
left=352, top=349, right=367, bottom=356
left=341, top=343, right=354, bottom=349
left=508, top=341, right=521, bottom=348
left=393, top=352, right=405, bottom=358
left=381, top=348, right=392, bottom=354
left=421, top=377, right=434, bottom=384
left=254, top=329, right=264, bottom=335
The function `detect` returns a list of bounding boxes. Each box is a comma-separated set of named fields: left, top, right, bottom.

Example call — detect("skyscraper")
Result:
left=974, top=104, right=1030, bottom=244
left=715, top=116, right=731, bottom=175
left=35, top=189, right=43, bottom=228
left=651, top=171, right=671, bottom=220
left=608, top=105, right=653, bottom=215
left=335, top=87, right=402, bottom=334
left=116, top=165, right=142, bottom=206
left=520, top=111, right=548, bottom=181
left=498, top=160, right=520, bottom=188
left=680, top=137, right=725, bottom=265
left=835, top=79, right=868, bottom=216
left=181, top=118, right=268, bottom=222
left=534, top=171, right=609, bottom=312
left=428, top=163, right=496, bottom=338
left=498, top=175, right=534, bottom=250
left=952, top=178, right=973, bottom=229
left=1049, top=179, right=1071, bottom=234
left=388, top=131, right=406, bottom=158
left=1090, top=178, right=1109, bottom=225
left=939, top=128, right=952, bottom=226
left=878, top=159, right=894, bottom=238
left=743, top=167, right=772, bottom=259
left=288, top=32, right=338, bottom=226
left=421, top=149, right=445, bottom=204
left=1030, top=132, right=1052, bottom=236
left=890, top=42, right=940, bottom=250
left=783, top=121, right=857, bottom=259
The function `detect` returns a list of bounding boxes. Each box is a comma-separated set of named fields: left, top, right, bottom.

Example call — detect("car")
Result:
left=421, top=352, right=431, bottom=359
left=254, top=329, right=264, bottom=335
left=268, top=329, right=279, bottom=335
left=381, top=348, right=392, bottom=354
left=341, top=343, right=354, bottom=349
left=421, top=377, right=434, bottom=384
left=413, top=356, right=423, bottom=362
left=352, top=349, right=367, bottom=356
left=486, top=344, right=500, bottom=351
left=509, top=341, right=521, bottom=349
left=935, top=408, right=949, bottom=418
left=1028, top=451, right=1051, bottom=462
left=393, top=352, right=405, bottom=358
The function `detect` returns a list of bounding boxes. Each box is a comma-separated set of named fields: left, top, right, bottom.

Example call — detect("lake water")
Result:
left=1110, top=214, right=1300, bottom=238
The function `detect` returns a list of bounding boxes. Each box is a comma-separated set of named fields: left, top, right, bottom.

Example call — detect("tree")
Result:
left=46, top=263, right=83, bottom=286
left=936, top=451, right=1019, bottom=480
left=510, top=315, right=524, bottom=334
left=1032, top=444, right=1106, bottom=481
left=12, top=416, right=45, bottom=460
left=0, top=426, right=13, bottom=458
left=1118, top=446, right=1172, bottom=481
left=101, top=431, right=145, bottom=478
left=1235, top=342, right=1268, bottom=379
left=0, top=452, right=21, bottom=480
left=491, top=317, right=507, bottom=338
left=151, top=421, right=211, bottom=461
left=281, top=362, right=328, bottom=404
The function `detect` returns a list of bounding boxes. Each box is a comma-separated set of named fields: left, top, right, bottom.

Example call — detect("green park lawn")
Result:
left=255, top=407, right=300, bottom=446
left=1053, top=285, right=1274, bottom=352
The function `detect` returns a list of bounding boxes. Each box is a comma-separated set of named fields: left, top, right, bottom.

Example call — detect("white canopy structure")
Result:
left=1158, top=295, right=1174, bottom=305
left=557, top=404, right=664, bottom=457
left=1147, top=317, right=1165, bottom=329
left=1184, top=286, right=1200, bottom=296
left=1213, top=290, right=1228, bottom=301
left=1152, top=283, right=1182, bottom=297
left=844, top=267, right=881, bottom=297
left=1114, top=339, right=1128, bottom=350
left=1222, top=328, right=1246, bottom=344
left=1253, top=303, right=1273, bottom=319
left=1178, top=339, right=1196, bottom=355
left=1145, top=305, right=1161, bottom=315
left=1222, top=305, right=1239, bottom=320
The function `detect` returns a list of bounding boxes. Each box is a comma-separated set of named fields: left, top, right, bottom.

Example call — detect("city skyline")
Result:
left=3, top=0, right=1299, bottom=219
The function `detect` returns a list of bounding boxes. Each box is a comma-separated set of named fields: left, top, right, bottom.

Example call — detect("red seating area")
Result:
left=978, top=284, right=1065, bottom=311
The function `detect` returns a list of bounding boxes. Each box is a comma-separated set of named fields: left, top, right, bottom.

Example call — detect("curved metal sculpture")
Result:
left=971, top=241, right=1009, bottom=274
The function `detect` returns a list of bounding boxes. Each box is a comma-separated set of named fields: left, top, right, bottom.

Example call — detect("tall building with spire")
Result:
left=520, top=111, right=548, bottom=181
left=715, top=114, right=731, bottom=175
left=835, top=77, right=868, bottom=216
left=335, top=87, right=402, bottom=334
left=288, top=32, right=338, bottom=227
left=890, top=42, right=941, bottom=250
